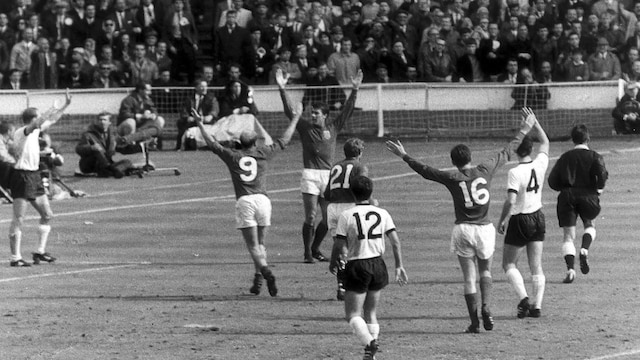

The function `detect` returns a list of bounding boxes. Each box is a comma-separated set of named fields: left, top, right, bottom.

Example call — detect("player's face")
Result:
left=310, top=108, right=327, bottom=125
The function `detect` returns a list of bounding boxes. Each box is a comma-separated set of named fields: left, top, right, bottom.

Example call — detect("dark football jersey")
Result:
left=210, top=140, right=285, bottom=199
left=324, top=158, right=368, bottom=203
left=403, top=147, right=510, bottom=225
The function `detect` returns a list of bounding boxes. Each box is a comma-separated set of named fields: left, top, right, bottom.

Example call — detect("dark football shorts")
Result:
left=343, top=257, right=389, bottom=293
left=556, top=189, right=601, bottom=227
left=505, top=209, right=546, bottom=247
left=10, top=169, right=45, bottom=200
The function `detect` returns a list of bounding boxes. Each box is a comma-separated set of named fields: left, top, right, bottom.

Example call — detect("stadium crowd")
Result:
left=2, top=0, right=640, bottom=90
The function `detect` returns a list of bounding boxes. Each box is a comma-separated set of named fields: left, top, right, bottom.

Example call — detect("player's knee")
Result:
left=41, top=211, right=53, bottom=223
left=118, top=119, right=136, bottom=135
left=155, top=116, right=165, bottom=128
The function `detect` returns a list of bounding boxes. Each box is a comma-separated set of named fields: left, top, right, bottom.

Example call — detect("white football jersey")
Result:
left=507, top=152, right=549, bottom=215
left=336, top=204, right=396, bottom=261
left=13, top=127, right=41, bottom=171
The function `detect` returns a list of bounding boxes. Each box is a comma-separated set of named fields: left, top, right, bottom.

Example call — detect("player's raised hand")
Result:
left=385, top=139, right=407, bottom=157
left=395, top=267, right=408, bottom=286
left=191, top=108, right=203, bottom=123
left=292, top=101, right=304, bottom=119
left=520, top=107, right=536, bottom=134
left=351, top=69, right=363, bottom=89
left=275, top=68, right=289, bottom=88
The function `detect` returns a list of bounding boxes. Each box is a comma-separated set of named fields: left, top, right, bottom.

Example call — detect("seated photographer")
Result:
left=218, top=80, right=259, bottom=118
left=116, top=82, right=165, bottom=152
left=612, top=82, right=640, bottom=134
left=176, top=79, right=220, bottom=150
left=76, top=112, right=134, bottom=178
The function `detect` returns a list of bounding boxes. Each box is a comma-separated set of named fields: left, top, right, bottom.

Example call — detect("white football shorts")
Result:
left=235, top=194, right=272, bottom=229
left=327, top=202, right=356, bottom=237
left=300, top=168, right=330, bottom=196
left=450, top=223, right=496, bottom=259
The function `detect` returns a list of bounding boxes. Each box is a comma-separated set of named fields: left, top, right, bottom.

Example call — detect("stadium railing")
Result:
left=0, top=80, right=618, bottom=142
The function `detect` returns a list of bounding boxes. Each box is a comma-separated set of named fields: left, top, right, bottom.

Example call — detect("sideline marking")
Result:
left=587, top=349, right=640, bottom=360
left=0, top=263, right=147, bottom=283
left=5, top=146, right=638, bottom=223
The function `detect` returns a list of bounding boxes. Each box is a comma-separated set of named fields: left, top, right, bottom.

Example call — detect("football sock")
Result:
left=9, top=230, right=22, bottom=261
left=464, top=293, right=479, bottom=326
left=479, top=276, right=492, bottom=307
left=582, top=227, right=595, bottom=250
left=311, top=222, right=328, bottom=252
left=562, top=242, right=576, bottom=270
left=367, top=323, right=380, bottom=340
left=349, top=316, right=374, bottom=346
left=302, top=223, right=313, bottom=256
left=531, top=274, right=546, bottom=309
left=505, top=268, right=528, bottom=300
left=37, top=224, right=51, bottom=254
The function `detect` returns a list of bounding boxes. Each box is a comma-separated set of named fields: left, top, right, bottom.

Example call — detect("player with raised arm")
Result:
left=193, top=92, right=303, bottom=296
left=326, top=137, right=369, bottom=301
left=277, top=68, right=363, bottom=263
left=386, top=110, right=535, bottom=333
left=548, top=124, right=608, bottom=283
left=497, top=109, right=550, bottom=318
left=333, top=175, right=408, bottom=360
left=9, top=90, right=72, bottom=267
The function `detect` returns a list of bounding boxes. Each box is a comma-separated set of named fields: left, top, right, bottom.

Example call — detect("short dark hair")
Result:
left=571, top=124, right=590, bottom=144
left=516, top=135, right=534, bottom=158
left=344, top=137, right=364, bottom=158
left=22, top=107, right=38, bottom=124
left=311, top=102, right=330, bottom=116
left=135, top=81, right=149, bottom=92
left=97, top=111, right=111, bottom=118
left=450, top=144, right=471, bottom=168
left=351, top=175, right=373, bottom=201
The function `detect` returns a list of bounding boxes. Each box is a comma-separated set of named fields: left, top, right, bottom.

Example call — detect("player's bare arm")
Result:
left=497, top=192, right=517, bottom=235
left=385, top=139, right=408, bottom=158
left=280, top=102, right=304, bottom=145
left=387, top=230, right=408, bottom=285
left=193, top=108, right=219, bottom=150
left=351, top=69, right=363, bottom=90
left=329, top=237, right=348, bottom=274
left=37, top=89, right=73, bottom=132
left=276, top=69, right=295, bottom=120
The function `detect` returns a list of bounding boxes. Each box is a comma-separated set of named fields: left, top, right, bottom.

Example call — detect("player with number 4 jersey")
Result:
left=498, top=108, right=549, bottom=319
left=386, top=108, right=535, bottom=334
left=194, top=99, right=303, bottom=298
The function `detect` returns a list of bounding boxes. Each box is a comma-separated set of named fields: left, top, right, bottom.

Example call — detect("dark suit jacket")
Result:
left=29, top=51, right=58, bottom=89
left=263, top=25, right=294, bottom=52
left=178, top=92, right=220, bottom=128
left=0, top=27, right=15, bottom=50
left=214, top=25, right=252, bottom=70
left=107, top=9, right=141, bottom=37
left=162, top=9, right=198, bottom=47
left=135, top=5, right=162, bottom=35
left=59, top=72, right=91, bottom=89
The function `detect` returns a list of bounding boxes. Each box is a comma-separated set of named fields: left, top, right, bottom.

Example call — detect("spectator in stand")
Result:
left=588, top=37, right=621, bottom=80
left=92, top=60, right=120, bottom=88
left=4, top=69, right=24, bottom=90
left=137, top=0, right=161, bottom=36
left=12, top=19, right=28, bottom=48
left=218, top=80, right=258, bottom=118
left=114, top=33, right=134, bottom=63
left=478, top=22, right=507, bottom=81
left=624, top=23, right=640, bottom=59
left=623, top=59, right=640, bottom=82
left=290, top=7, right=307, bottom=39
left=328, top=37, right=360, bottom=85
left=10, top=28, right=37, bottom=85
left=269, top=46, right=303, bottom=84
left=29, top=37, right=58, bottom=89
left=408, top=0, right=433, bottom=38
left=26, top=12, right=48, bottom=45
left=144, top=30, right=159, bottom=61
left=292, top=44, right=314, bottom=83
left=581, top=14, right=600, bottom=56
left=76, top=3, right=101, bottom=46
left=316, top=31, right=335, bottom=63
left=98, top=44, right=126, bottom=85
left=175, top=79, right=219, bottom=150
left=303, top=61, right=346, bottom=110
left=128, top=42, right=158, bottom=85
left=507, top=23, right=533, bottom=71
left=536, top=60, right=554, bottom=83
left=41, top=0, right=69, bottom=48
left=107, top=0, right=142, bottom=39
left=214, top=10, right=252, bottom=77
left=152, top=68, right=180, bottom=86
left=225, top=62, right=253, bottom=85
left=564, top=48, right=590, bottom=81
left=449, top=27, right=473, bottom=63
left=389, top=9, right=419, bottom=59
left=375, top=62, right=390, bottom=82
left=381, top=40, right=415, bottom=82
left=598, top=11, right=626, bottom=55
left=555, top=31, right=581, bottom=80
left=456, top=38, right=486, bottom=82
left=330, top=26, right=344, bottom=54
left=422, top=38, right=455, bottom=82
left=623, top=47, right=640, bottom=80
left=532, top=26, right=556, bottom=75
left=59, top=60, right=90, bottom=88
left=448, top=0, right=467, bottom=29
left=247, top=0, right=270, bottom=34
left=511, top=68, right=550, bottom=110
left=83, top=37, right=97, bottom=66
left=201, top=64, right=220, bottom=86
left=218, top=0, right=252, bottom=28
left=343, top=5, right=365, bottom=49
left=264, top=12, right=293, bottom=56
left=357, top=35, right=381, bottom=83
left=497, top=58, right=520, bottom=84
left=162, top=0, right=198, bottom=84
left=70, top=46, right=94, bottom=79
left=0, top=13, right=15, bottom=51
left=0, top=36, right=8, bottom=76
left=151, top=40, right=170, bottom=73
